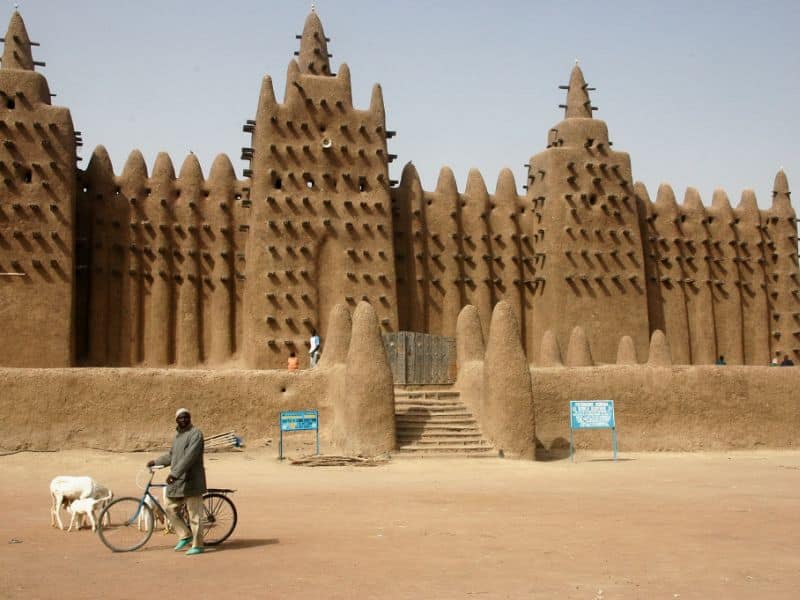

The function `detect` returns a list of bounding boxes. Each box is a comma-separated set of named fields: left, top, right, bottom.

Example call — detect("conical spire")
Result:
left=682, top=186, right=704, bottom=212
left=495, top=168, right=518, bottom=199
left=1, top=11, right=35, bottom=71
left=464, top=168, right=488, bottom=198
left=435, top=166, right=458, bottom=196
left=297, top=10, right=332, bottom=76
left=257, top=75, right=277, bottom=110
left=121, top=149, right=148, bottom=180
left=369, top=83, right=385, bottom=119
left=208, top=153, right=236, bottom=183
left=735, top=189, right=760, bottom=219
left=655, top=183, right=679, bottom=217
left=771, top=169, right=794, bottom=216
left=152, top=152, right=176, bottom=180
left=178, top=153, right=204, bottom=184
left=86, top=146, right=114, bottom=179
left=562, top=64, right=593, bottom=119
left=398, top=161, right=421, bottom=191
left=711, top=188, right=733, bottom=214
left=774, top=169, right=790, bottom=196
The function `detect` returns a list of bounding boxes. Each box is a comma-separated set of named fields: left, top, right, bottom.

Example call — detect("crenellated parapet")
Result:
left=391, top=163, right=526, bottom=343
left=637, top=172, right=799, bottom=364
left=77, top=148, right=250, bottom=367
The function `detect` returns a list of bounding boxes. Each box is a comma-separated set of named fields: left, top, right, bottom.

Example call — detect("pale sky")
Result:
left=7, top=0, right=800, bottom=210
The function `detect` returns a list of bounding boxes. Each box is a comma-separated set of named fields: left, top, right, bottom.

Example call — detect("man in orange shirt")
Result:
left=287, top=351, right=300, bottom=371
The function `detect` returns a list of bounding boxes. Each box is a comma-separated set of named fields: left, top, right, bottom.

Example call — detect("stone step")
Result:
left=395, top=398, right=461, bottom=405
left=395, top=406, right=470, bottom=415
left=395, top=414, right=477, bottom=424
left=396, top=415, right=474, bottom=423
left=397, top=436, right=486, bottom=445
left=396, top=423, right=481, bottom=433
left=395, top=444, right=496, bottom=455
left=394, top=391, right=461, bottom=399
left=397, top=428, right=483, bottom=440
left=394, top=385, right=457, bottom=392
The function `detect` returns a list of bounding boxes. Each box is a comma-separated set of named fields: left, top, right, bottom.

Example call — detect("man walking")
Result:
left=147, top=408, right=207, bottom=556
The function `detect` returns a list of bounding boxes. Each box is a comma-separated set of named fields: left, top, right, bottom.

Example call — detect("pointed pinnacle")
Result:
left=297, top=10, right=332, bottom=76
left=563, top=64, right=593, bottom=119
left=1, top=10, right=35, bottom=71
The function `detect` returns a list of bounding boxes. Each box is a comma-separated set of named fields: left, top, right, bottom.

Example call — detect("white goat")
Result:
left=138, top=486, right=172, bottom=534
left=66, top=492, right=112, bottom=532
left=49, top=476, right=114, bottom=531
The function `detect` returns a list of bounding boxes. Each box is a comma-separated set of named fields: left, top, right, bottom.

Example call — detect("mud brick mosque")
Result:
left=0, top=8, right=797, bottom=371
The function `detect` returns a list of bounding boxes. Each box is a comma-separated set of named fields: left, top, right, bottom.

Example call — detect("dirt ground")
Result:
left=1, top=448, right=798, bottom=600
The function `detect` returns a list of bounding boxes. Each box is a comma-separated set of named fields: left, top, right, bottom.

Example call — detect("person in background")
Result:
left=780, top=354, right=795, bottom=366
left=309, top=329, right=321, bottom=368
left=287, top=351, right=300, bottom=371
left=715, top=355, right=726, bottom=365
left=771, top=354, right=780, bottom=367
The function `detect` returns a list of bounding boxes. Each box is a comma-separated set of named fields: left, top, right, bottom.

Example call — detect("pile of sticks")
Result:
left=205, top=431, right=241, bottom=451
left=290, top=455, right=390, bottom=467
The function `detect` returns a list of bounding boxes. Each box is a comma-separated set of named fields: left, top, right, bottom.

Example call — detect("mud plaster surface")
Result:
left=1, top=449, right=799, bottom=599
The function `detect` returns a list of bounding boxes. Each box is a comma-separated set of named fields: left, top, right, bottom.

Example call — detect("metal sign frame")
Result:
left=279, top=409, right=320, bottom=460
left=569, top=400, right=617, bottom=462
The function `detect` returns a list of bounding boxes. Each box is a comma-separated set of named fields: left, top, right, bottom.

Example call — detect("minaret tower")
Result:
left=0, top=11, right=77, bottom=366
left=242, top=10, right=398, bottom=368
left=525, top=64, right=649, bottom=363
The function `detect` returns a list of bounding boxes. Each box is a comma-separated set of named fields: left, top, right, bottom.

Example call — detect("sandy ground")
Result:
left=1, top=448, right=798, bottom=600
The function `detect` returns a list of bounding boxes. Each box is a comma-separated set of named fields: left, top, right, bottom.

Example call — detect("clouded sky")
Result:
left=7, top=0, right=800, bottom=209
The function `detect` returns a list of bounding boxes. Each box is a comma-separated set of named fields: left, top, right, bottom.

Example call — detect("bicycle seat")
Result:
left=207, top=488, right=236, bottom=494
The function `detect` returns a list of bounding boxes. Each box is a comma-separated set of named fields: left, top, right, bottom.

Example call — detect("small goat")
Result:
left=49, top=476, right=114, bottom=531
left=138, top=486, right=172, bottom=534
left=67, top=492, right=112, bottom=532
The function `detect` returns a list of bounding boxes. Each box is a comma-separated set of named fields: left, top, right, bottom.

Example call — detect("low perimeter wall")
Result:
left=533, top=365, right=800, bottom=457
left=1, top=365, right=799, bottom=456
left=0, top=367, right=334, bottom=452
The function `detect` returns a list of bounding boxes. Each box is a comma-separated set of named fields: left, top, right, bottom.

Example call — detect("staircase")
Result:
left=393, top=387, right=495, bottom=457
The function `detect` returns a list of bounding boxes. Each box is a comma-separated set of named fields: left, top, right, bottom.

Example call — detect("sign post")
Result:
left=569, top=400, right=617, bottom=462
left=279, top=409, right=320, bottom=460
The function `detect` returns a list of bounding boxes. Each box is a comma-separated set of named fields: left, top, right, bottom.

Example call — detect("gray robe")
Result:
left=155, top=425, right=207, bottom=498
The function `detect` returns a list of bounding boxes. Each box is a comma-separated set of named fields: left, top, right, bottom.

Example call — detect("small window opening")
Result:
left=6, top=98, right=14, bottom=110
left=358, top=177, right=367, bottom=192
left=306, top=178, right=314, bottom=189
left=274, top=177, right=282, bottom=190
left=23, top=169, right=32, bottom=183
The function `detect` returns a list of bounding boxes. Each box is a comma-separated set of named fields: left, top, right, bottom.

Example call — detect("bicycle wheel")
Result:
left=201, top=492, right=237, bottom=546
left=97, top=497, right=154, bottom=552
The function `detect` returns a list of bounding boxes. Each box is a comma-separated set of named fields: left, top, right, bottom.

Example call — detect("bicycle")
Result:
left=97, top=466, right=238, bottom=552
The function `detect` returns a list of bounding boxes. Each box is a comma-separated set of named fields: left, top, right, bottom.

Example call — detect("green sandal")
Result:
left=174, top=537, right=192, bottom=551
left=186, top=547, right=204, bottom=556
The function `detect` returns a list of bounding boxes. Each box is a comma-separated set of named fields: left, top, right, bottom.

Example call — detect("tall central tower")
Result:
left=242, top=11, right=398, bottom=368
left=526, top=65, right=650, bottom=362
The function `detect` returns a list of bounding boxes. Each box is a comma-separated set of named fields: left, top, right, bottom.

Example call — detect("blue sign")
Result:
left=570, top=400, right=616, bottom=429
left=569, top=400, right=618, bottom=462
left=279, top=410, right=320, bottom=460
left=280, top=410, right=319, bottom=432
